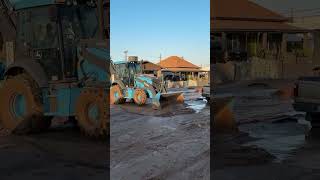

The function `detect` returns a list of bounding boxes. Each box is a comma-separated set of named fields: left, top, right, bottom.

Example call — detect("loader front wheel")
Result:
left=0, top=74, right=49, bottom=134
left=75, top=88, right=109, bottom=138
left=133, top=89, right=147, bottom=106
left=110, top=85, right=125, bottom=104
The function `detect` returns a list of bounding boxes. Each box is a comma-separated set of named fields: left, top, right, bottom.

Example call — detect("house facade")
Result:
left=158, top=56, right=208, bottom=81
left=212, top=0, right=313, bottom=81
left=141, top=60, right=162, bottom=77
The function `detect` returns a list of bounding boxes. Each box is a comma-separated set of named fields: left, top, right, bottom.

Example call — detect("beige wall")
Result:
left=214, top=57, right=317, bottom=83
left=166, top=79, right=209, bottom=88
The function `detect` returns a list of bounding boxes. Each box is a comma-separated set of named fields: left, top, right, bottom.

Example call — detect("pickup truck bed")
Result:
left=293, top=76, right=320, bottom=126
left=202, top=85, right=211, bottom=101
left=293, top=77, right=320, bottom=113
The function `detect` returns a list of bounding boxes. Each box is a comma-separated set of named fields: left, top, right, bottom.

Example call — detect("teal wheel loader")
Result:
left=0, top=0, right=110, bottom=138
left=110, top=59, right=184, bottom=109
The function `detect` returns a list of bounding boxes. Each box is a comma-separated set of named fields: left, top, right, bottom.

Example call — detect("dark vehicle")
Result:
left=0, top=0, right=110, bottom=137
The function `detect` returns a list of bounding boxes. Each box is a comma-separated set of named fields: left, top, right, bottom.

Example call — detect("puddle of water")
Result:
left=240, top=122, right=307, bottom=162
left=169, top=88, right=207, bottom=113
left=245, top=134, right=305, bottom=163
left=185, top=98, right=207, bottom=113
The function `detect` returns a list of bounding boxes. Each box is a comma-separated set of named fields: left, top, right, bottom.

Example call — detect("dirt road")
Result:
left=0, top=126, right=108, bottom=180
left=213, top=80, right=320, bottom=180
left=110, top=88, right=210, bottom=180
left=0, top=88, right=209, bottom=180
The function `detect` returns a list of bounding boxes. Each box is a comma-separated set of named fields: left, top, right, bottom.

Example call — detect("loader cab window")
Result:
left=0, top=32, right=3, bottom=52
left=60, top=5, right=99, bottom=40
left=114, top=62, right=141, bottom=86
left=59, top=4, right=99, bottom=78
left=18, top=6, right=62, bottom=80
left=127, top=62, right=142, bottom=75
left=0, top=32, right=3, bottom=59
left=31, top=8, right=59, bottom=49
left=103, top=1, right=110, bottom=39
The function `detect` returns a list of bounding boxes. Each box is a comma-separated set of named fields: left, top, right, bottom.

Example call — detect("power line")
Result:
left=280, top=7, right=320, bottom=14
left=293, top=14, right=320, bottom=18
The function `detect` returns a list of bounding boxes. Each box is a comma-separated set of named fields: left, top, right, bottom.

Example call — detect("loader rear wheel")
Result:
left=75, top=88, right=109, bottom=138
left=110, top=85, right=125, bottom=104
left=133, top=89, right=147, bottom=106
left=0, top=74, right=49, bottom=134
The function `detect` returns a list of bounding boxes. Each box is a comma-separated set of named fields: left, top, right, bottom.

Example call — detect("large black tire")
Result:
left=133, top=89, right=147, bottom=106
left=110, top=85, right=125, bottom=104
left=306, top=112, right=320, bottom=128
left=75, top=87, right=109, bottom=138
left=305, top=112, right=320, bottom=138
left=0, top=74, right=50, bottom=134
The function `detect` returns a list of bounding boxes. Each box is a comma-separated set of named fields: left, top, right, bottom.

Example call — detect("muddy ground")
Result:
left=110, top=88, right=210, bottom=180
left=0, top=125, right=108, bottom=180
left=213, top=80, right=320, bottom=180
left=0, top=88, right=209, bottom=180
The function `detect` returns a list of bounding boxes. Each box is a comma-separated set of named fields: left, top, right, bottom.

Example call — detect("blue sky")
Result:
left=110, top=0, right=210, bottom=66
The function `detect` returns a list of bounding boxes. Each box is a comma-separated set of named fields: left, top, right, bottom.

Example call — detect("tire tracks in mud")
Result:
left=111, top=113, right=209, bottom=179
left=17, top=135, right=108, bottom=170
left=145, top=149, right=210, bottom=180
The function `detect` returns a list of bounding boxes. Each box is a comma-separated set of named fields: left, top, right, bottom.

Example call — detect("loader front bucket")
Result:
left=213, top=95, right=238, bottom=133
left=152, top=92, right=184, bottom=109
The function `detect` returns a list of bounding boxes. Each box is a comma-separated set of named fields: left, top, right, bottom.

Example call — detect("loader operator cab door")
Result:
left=127, top=61, right=142, bottom=86
left=16, top=6, right=62, bottom=80
left=59, top=3, right=99, bottom=79
left=114, top=61, right=142, bottom=87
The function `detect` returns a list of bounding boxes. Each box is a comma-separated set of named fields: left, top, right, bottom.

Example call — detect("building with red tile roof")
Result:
left=211, top=0, right=303, bottom=32
left=157, top=56, right=208, bottom=80
left=211, top=0, right=308, bottom=64
left=158, top=56, right=200, bottom=69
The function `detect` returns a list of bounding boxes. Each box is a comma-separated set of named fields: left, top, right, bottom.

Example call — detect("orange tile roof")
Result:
left=157, top=56, right=199, bottom=69
left=162, top=68, right=207, bottom=72
left=142, top=61, right=162, bottom=71
left=211, top=0, right=306, bottom=32
left=211, top=0, right=286, bottom=21
left=212, top=19, right=306, bottom=32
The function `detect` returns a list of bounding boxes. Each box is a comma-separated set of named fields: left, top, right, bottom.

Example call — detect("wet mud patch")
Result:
left=239, top=121, right=309, bottom=162
left=110, top=88, right=208, bottom=117
left=116, top=103, right=195, bottom=117
left=213, top=132, right=275, bottom=169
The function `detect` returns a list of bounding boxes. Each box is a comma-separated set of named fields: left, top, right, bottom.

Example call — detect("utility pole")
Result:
left=159, top=53, right=162, bottom=63
left=124, top=50, right=128, bottom=61
left=290, top=8, right=294, bottom=23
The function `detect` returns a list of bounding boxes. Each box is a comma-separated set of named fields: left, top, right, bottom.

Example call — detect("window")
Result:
left=0, top=32, right=4, bottom=60
left=104, top=1, right=110, bottom=39
left=31, top=7, right=58, bottom=49
left=287, top=34, right=304, bottom=53
left=0, top=32, right=3, bottom=52
left=17, top=10, right=32, bottom=47
left=60, top=5, right=99, bottom=40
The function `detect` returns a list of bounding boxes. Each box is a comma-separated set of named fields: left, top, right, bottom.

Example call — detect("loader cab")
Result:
left=114, top=61, right=142, bottom=87
left=15, top=0, right=107, bottom=82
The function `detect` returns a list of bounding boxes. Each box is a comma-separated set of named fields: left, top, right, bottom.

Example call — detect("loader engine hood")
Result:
left=134, top=74, right=162, bottom=91
left=78, top=47, right=110, bottom=84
